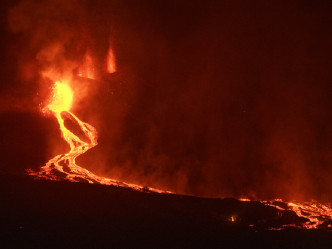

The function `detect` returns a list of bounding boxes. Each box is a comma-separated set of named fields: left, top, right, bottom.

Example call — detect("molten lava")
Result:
left=269, top=200, right=332, bottom=229
left=28, top=79, right=166, bottom=193
left=47, top=81, right=73, bottom=113
left=240, top=198, right=332, bottom=229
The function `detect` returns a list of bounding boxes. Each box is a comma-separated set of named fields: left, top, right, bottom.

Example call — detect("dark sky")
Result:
left=0, top=0, right=332, bottom=201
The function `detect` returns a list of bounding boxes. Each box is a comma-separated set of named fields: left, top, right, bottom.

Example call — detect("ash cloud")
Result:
left=1, top=0, right=332, bottom=202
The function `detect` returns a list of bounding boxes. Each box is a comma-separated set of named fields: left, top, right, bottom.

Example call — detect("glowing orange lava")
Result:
left=240, top=198, right=332, bottom=229
left=47, top=81, right=73, bottom=113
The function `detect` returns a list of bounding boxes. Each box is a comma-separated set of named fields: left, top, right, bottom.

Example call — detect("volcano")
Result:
left=1, top=0, right=332, bottom=248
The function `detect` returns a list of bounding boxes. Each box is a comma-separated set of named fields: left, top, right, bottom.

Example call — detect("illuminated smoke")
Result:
left=2, top=0, right=332, bottom=204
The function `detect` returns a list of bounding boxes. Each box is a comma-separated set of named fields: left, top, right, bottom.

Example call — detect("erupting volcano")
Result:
left=2, top=0, right=332, bottom=247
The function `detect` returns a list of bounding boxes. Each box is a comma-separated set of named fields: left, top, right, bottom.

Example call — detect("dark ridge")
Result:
left=1, top=175, right=332, bottom=249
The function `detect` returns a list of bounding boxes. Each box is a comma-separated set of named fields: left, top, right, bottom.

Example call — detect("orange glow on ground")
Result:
left=240, top=199, right=332, bottom=229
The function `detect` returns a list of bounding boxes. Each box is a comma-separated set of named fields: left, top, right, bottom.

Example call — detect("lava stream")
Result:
left=266, top=200, right=332, bottom=229
left=27, top=80, right=167, bottom=194
left=240, top=198, right=332, bottom=229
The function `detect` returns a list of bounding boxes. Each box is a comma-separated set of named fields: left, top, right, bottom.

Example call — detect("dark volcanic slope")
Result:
left=1, top=176, right=331, bottom=249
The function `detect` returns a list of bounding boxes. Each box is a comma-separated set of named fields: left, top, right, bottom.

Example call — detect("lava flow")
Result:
left=240, top=198, right=332, bottom=229
left=266, top=200, right=332, bottom=229
left=27, top=79, right=167, bottom=194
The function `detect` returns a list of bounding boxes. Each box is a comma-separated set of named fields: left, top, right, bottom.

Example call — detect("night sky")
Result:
left=0, top=0, right=331, bottom=201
